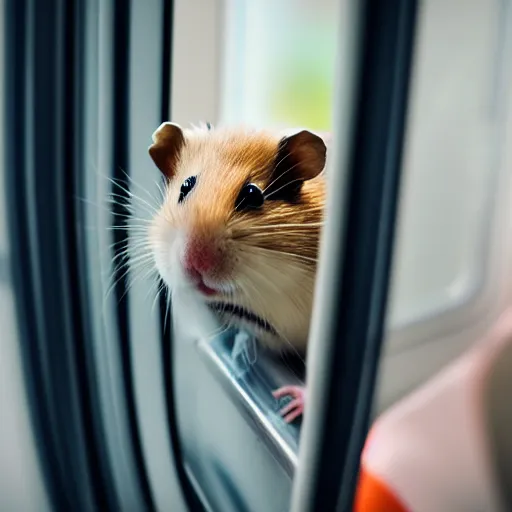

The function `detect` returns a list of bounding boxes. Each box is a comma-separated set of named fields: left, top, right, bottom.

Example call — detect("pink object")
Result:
left=354, top=307, right=512, bottom=511
left=273, top=385, right=306, bottom=423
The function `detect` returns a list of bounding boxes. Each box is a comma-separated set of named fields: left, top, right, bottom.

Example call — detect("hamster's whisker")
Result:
left=90, top=166, right=162, bottom=218
left=118, top=167, right=165, bottom=207
left=148, top=275, right=166, bottom=314
left=235, top=230, right=319, bottom=241
left=156, top=179, right=167, bottom=202
left=106, top=175, right=159, bottom=215
left=79, top=195, right=150, bottom=224
left=230, top=223, right=322, bottom=239
left=163, top=286, right=172, bottom=334
left=243, top=245, right=318, bottom=265
left=240, top=256, right=314, bottom=297
left=93, top=170, right=149, bottom=211
left=78, top=195, right=127, bottom=215
left=109, top=215, right=152, bottom=232
left=110, top=242, right=153, bottom=262
left=124, top=256, right=156, bottom=282
left=111, top=225, right=152, bottom=235
left=108, top=225, right=151, bottom=232
left=108, top=234, right=149, bottom=248
left=103, top=257, right=153, bottom=309
left=109, top=232, right=151, bottom=245
left=108, top=239, right=132, bottom=252
left=264, top=209, right=324, bottom=222
left=104, top=196, right=135, bottom=210
left=112, top=243, right=154, bottom=264
left=202, top=299, right=239, bottom=339
left=149, top=280, right=162, bottom=315
left=106, top=176, right=155, bottom=211
left=110, top=247, right=153, bottom=265
left=110, top=212, right=146, bottom=222
left=127, top=236, right=154, bottom=248
left=124, top=242, right=153, bottom=255
left=270, top=147, right=296, bottom=176
left=262, top=147, right=301, bottom=194
left=86, top=167, right=164, bottom=309
left=104, top=195, right=154, bottom=220
left=241, top=222, right=324, bottom=231
left=240, top=265, right=282, bottom=297
left=113, top=250, right=154, bottom=268
left=274, top=329, right=305, bottom=363
left=203, top=323, right=232, bottom=344
left=237, top=280, right=275, bottom=330
left=239, top=274, right=306, bottom=363
left=108, top=191, right=140, bottom=204
left=264, top=177, right=303, bottom=201
left=116, top=265, right=159, bottom=305
left=262, top=159, right=302, bottom=195
left=250, top=282, right=309, bottom=362
left=108, top=262, right=154, bottom=295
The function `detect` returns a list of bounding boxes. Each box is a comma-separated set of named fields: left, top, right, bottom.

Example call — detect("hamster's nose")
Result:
left=182, top=236, right=222, bottom=278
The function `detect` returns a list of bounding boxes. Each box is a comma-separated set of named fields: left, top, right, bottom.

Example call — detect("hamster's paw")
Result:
left=272, top=385, right=305, bottom=423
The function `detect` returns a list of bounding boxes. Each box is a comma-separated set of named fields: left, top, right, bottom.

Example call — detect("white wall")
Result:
left=378, top=0, right=512, bottom=410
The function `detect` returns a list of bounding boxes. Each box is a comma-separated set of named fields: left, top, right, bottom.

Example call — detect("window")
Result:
left=220, top=0, right=340, bottom=131
left=377, top=0, right=512, bottom=411
left=5, top=0, right=510, bottom=511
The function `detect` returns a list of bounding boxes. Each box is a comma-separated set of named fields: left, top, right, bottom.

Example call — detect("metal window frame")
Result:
left=4, top=0, right=113, bottom=510
left=109, top=0, right=158, bottom=510
left=4, top=0, right=187, bottom=510
left=158, top=1, right=208, bottom=511
left=291, top=1, right=419, bottom=510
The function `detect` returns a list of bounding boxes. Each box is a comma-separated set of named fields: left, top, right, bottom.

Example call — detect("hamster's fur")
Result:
left=148, top=122, right=326, bottom=354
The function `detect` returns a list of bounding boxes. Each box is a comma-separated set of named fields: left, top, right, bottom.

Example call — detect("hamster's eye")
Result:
left=235, top=183, right=264, bottom=212
left=178, top=176, right=196, bottom=203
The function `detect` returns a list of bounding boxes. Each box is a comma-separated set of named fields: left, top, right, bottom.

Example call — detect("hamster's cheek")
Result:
left=150, top=220, right=181, bottom=289
left=151, top=242, right=172, bottom=287
left=167, top=233, right=188, bottom=287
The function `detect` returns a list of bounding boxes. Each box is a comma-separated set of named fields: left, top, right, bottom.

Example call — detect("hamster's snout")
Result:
left=183, top=236, right=220, bottom=275
left=181, top=233, right=232, bottom=296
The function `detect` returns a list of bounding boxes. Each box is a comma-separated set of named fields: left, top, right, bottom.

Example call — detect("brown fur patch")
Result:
left=169, top=127, right=325, bottom=265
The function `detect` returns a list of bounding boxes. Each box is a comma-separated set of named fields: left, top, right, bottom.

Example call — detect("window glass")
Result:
left=388, top=0, right=504, bottom=331
left=220, top=0, right=340, bottom=131
left=376, top=0, right=512, bottom=411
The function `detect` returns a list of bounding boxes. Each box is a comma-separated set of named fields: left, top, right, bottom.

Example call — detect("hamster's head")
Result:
left=148, top=122, right=326, bottom=353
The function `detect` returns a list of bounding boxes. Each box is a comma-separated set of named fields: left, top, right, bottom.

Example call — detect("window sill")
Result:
left=196, top=329, right=304, bottom=478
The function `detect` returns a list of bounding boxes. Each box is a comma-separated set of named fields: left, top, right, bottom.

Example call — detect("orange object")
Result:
left=352, top=307, right=512, bottom=512
left=354, top=465, right=409, bottom=512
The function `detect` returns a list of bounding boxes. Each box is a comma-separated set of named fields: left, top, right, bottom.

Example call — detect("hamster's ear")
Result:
left=148, top=122, right=185, bottom=178
left=276, top=130, right=326, bottom=182
left=267, top=130, right=326, bottom=200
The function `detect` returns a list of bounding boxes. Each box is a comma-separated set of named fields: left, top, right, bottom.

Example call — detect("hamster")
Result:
left=148, top=121, right=327, bottom=422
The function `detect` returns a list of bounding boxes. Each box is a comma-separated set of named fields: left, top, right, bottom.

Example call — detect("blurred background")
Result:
left=2, top=0, right=512, bottom=511
left=172, top=0, right=339, bottom=130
